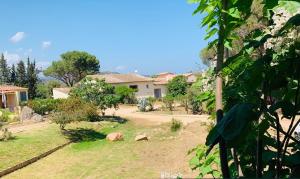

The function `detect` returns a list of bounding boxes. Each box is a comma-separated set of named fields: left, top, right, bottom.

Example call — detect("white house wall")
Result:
left=53, top=90, right=69, bottom=99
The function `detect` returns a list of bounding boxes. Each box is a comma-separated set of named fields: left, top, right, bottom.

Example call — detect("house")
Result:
left=53, top=88, right=71, bottom=99
left=87, top=73, right=156, bottom=99
left=0, top=85, right=28, bottom=112
left=53, top=73, right=167, bottom=99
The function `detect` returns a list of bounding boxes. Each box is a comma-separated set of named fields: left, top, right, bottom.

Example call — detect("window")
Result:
left=20, top=92, right=27, bottom=102
left=146, top=84, right=149, bottom=88
left=129, top=85, right=138, bottom=92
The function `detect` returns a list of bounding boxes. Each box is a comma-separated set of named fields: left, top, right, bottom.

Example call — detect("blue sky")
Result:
left=0, top=0, right=208, bottom=75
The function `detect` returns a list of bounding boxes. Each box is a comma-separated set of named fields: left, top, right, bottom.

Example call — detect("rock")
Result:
left=135, top=134, right=148, bottom=141
left=20, top=106, right=34, bottom=121
left=106, top=132, right=123, bottom=141
left=31, top=113, right=44, bottom=122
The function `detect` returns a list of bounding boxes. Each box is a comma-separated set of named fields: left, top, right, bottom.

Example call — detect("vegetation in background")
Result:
left=167, top=75, right=188, bottom=97
left=162, top=95, right=175, bottom=111
left=176, top=95, right=189, bottom=114
left=0, top=54, right=9, bottom=84
left=114, top=85, right=137, bottom=104
left=44, top=51, right=100, bottom=87
left=52, top=97, right=98, bottom=130
left=170, top=118, right=182, bottom=132
left=36, top=80, right=62, bottom=99
left=28, top=98, right=63, bottom=115
left=71, top=77, right=119, bottom=115
left=26, top=58, right=38, bottom=99
left=137, top=97, right=155, bottom=112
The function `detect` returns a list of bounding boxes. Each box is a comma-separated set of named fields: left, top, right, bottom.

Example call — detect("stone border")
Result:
left=0, top=141, right=72, bottom=177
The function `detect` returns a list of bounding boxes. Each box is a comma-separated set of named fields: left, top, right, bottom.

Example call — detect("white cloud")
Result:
left=42, top=41, right=51, bottom=49
left=134, top=69, right=138, bottom=73
left=10, top=32, right=25, bottom=43
left=115, top=65, right=126, bottom=71
left=3, top=51, right=20, bottom=65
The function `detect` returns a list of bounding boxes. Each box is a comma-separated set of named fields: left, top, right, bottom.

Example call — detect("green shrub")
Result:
left=170, top=118, right=182, bottom=132
left=0, top=109, right=12, bottom=122
left=176, top=95, right=189, bottom=113
left=0, top=128, right=12, bottom=141
left=147, top=97, right=156, bottom=111
left=28, top=98, right=63, bottom=115
left=52, top=97, right=98, bottom=129
left=115, top=85, right=137, bottom=104
left=167, top=75, right=188, bottom=97
left=137, top=97, right=156, bottom=112
left=162, top=95, right=174, bottom=111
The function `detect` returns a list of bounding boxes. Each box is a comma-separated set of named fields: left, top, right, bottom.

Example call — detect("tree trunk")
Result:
left=216, top=0, right=230, bottom=178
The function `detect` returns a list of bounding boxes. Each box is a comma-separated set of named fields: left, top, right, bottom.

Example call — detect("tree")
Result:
left=167, top=75, right=188, bottom=97
left=9, top=64, right=16, bottom=85
left=114, top=85, right=136, bottom=104
left=70, top=77, right=119, bottom=115
left=0, top=53, right=9, bottom=84
left=44, top=51, right=100, bottom=87
left=16, top=60, right=27, bottom=87
left=36, top=80, right=61, bottom=99
left=27, top=58, right=38, bottom=99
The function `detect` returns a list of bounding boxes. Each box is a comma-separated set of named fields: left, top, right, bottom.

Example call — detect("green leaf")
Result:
left=204, top=28, right=218, bottom=40
left=189, top=156, right=200, bottom=169
left=227, top=7, right=241, bottom=19
left=217, top=103, right=259, bottom=147
left=285, top=151, right=300, bottom=166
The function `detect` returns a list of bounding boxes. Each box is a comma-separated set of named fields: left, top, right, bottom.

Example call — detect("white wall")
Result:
left=113, top=82, right=155, bottom=99
left=53, top=89, right=69, bottom=99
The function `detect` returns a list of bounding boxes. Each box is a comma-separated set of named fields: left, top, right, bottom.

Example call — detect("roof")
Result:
left=0, top=85, right=27, bottom=93
left=53, top=87, right=71, bottom=94
left=87, top=73, right=154, bottom=84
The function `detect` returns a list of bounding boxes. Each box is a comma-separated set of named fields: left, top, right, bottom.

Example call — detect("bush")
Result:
left=176, top=95, right=189, bottom=113
left=0, top=128, right=12, bottom=141
left=170, top=118, right=182, bottom=132
left=115, top=85, right=137, bottom=104
left=52, top=97, right=98, bottom=129
left=137, top=97, right=156, bottom=112
left=162, top=95, right=174, bottom=111
left=167, top=75, right=188, bottom=97
left=0, top=109, right=11, bottom=122
left=28, top=98, right=62, bottom=115
left=71, top=77, right=119, bottom=116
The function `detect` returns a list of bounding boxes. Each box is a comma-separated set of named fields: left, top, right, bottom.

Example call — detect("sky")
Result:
left=0, top=0, right=208, bottom=75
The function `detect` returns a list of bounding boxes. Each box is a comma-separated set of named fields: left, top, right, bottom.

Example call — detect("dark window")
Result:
left=20, top=92, right=27, bottom=102
left=129, top=85, right=138, bottom=91
left=146, top=84, right=149, bottom=88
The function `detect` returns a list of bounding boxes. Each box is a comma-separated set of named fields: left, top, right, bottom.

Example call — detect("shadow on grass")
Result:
left=63, top=128, right=106, bottom=142
left=90, top=115, right=127, bottom=124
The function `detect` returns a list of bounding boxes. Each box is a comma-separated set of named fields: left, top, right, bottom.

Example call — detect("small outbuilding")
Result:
left=0, top=85, right=28, bottom=112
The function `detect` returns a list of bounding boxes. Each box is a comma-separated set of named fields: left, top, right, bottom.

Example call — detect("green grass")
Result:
left=0, top=124, right=68, bottom=171
left=3, top=120, right=191, bottom=178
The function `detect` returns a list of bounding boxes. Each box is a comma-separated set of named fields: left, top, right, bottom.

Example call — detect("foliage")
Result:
left=16, top=60, right=27, bottom=87
left=70, top=77, right=119, bottom=115
left=167, top=75, right=188, bottom=97
left=36, top=80, right=62, bottom=99
left=176, top=95, right=189, bottom=114
left=0, top=128, right=12, bottom=141
left=26, top=58, right=38, bottom=99
left=9, top=64, right=16, bottom=85
left=189, top=145, right=221, bottom=178
left=162, top=95, right=175, bottom=111
left=137, top=97, right=155, bottom=112
left=52, top=97, right=98, bottom=130
left=44, top=51, right=100, bottom=87
left=192, top=0, right=300, bottom=178
left=114, top=85, right=137, bottom=104
left=28, top=98, right=62, bottom=115
left=0, top=53, right=9, bottom=84
left=0, top=109, right=12, bottom=122
left=170, top=118, right=182, bottom=132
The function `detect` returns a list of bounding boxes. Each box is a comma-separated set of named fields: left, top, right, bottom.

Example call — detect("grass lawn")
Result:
left=0, top=124, right=68, bottom=171
left=3, top=119, right=206, bottom=178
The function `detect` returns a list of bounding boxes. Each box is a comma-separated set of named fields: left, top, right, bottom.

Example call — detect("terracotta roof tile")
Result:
left=0, top=85, right=27, bottom=92
left=87, top=73, right=153, bottom=84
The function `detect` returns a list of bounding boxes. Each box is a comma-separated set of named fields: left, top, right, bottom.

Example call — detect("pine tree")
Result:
left=0, top=53, right=9, bottom=84
left=10, top=64, right=17, bottom=85
left=27, top=58, right=38, bottom=99
left=16, top=60, right=27, bottom=87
